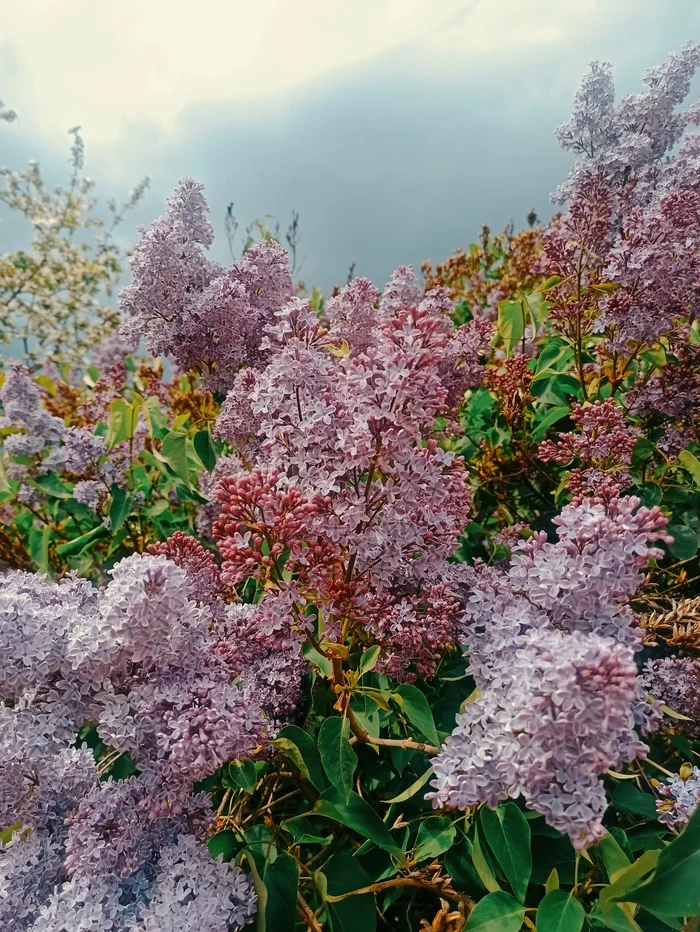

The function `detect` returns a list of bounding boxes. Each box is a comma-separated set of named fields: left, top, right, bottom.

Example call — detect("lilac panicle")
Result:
left=430, top=495, right=671, bottom=848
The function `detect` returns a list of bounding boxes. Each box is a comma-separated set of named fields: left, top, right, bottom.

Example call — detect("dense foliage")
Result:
left=2, top=44, right=700, bottom=932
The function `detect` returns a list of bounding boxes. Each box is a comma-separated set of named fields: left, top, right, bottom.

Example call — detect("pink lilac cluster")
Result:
left=216, top=272, right=474, bottom=581
left=641, top=656, right=700, bottom=737
left=429, top=495, right=671, bottom=848
left=363, top=583, right=460, bottom=682
left=126, top=183, right=484, bottom=677
left=147, top=530, right=225, bottom=604
left=195, top=454, right=243, bottom=538
left=656, top=767, right=700, bottom=830
left=539, top=398, right=640, bottom=501
left=485, top=521, right=531, bottom=557
left=0, top=543, right=292, bottom=928
left=210, top=267, right=481, bottom=676
left=119, top=178, right=293, bottom=392
left=628, top=344, right=700, bottom=452
left=549, top=43, right=700, bottom=352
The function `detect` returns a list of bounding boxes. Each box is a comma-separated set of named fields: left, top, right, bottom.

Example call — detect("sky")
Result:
left=2, top=0, right=700, bottom=291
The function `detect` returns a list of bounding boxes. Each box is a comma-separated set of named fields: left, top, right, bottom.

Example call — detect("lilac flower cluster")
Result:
left=0, top=545, right=297, bottom=928
left=642, top=656, right=700, bottom=737
left=549, top=43, right=700, bottom=352
left=128, top=181, right=482, bottom=677
left=656, top=766, right=700, bottom=830
left=119, top=178, right=293, bottom=392
left=429, top=495, right=671, bottom=848
left=0, top=363, right=64, bottom=456
left=208, top=263, right=481, bottom=674
left=539, top=398, right=640, bottom=500
left=215, top=271, right=475, bottom=589
left=0, top=363, right=118, bottom=514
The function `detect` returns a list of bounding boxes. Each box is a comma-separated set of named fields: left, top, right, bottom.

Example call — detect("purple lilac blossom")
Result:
left=429, top=495, right=671, bottom=848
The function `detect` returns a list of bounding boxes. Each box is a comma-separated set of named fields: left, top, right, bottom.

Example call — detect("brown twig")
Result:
left=324, top=876, right=473, bottom=908
left=347, top=705, right=440, bottom=755
left=297, top=892, right=323, bottom=931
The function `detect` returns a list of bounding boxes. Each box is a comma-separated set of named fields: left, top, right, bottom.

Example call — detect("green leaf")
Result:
left=533, top=340, right=573, bottom=378
left=659, top=704, right=693, bottom=721
left=28, top=523, right=52, bottom=574
left=497, top=300, right=526, bottom=355
left=480, top=803, right=532, bottom=903
left=542, top=275, right=563, bottom=291
left=349, top=694, right=380, bottom=739
left=322, top=847, right=377, bottom=932
left=313, top=787, right=403, bottom=858
left=238, top=851, right=268, bottom=932
left=637, top=482, right=662, bottom=508
left=392, top=684, right=440, bottom=746
left=55, top=524, right=107, bottom=556
left=193, top=429, right=218, bottom=472
left=143, top=499, right=170, bottom=517
left=678, top=449, right=700, bottom=485
left=359, top=644, right=382, bottom=677
left=532, top=405, right=571, bottom=443
left=140, top=395, right=167, bottom=438
left=109, top=484, right=132, bottom=532
left=472, top=824, right=501, bottom=893
left=318, top=717, right=357, bottom=803
left=599, top=850, right=659, bottom=908
left=225, top=759, right=258, bottom=794
left=33, top=473, right=72, bottom=499
left=589, top=902, right=643, bottom=932
left=161, top=431, right=191, bottom=488
left=613, top=806, right=700, bottom=919
left=525, top=291, right=549, bottom=330
left=383, top=766, right=434, bottom=804
left=445, top=839, right=489, bottom=897
left=280, top=815, right=333, bottom=847
left=302, top=640, right=333, bottom=678
left=106, top=398, right=139, bottom=447
left=667, top=523, right=698, bottom=560
left=597, top=831, right=631, bottom=884
left=631, top=438, right=655, bottom=469
left=414, top=816, right=456, bottom=862
left=263, top=852, right=298, bottom=932
left=273, top=725, right=328, bottom=793
left=207, top=830, right=237, bottom=861
left=466, top=891, right=525, bottom=931
left=612, top=783, right=658, bottom=820
left=536, top=889, right=585, bottom=932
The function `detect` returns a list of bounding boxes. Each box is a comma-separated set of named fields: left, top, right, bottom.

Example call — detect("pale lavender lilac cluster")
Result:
left=0, top=363, right=118, bottom=513
left=656, top=766, right=700, bottom=830
left=429, top=495, right=672, bottom=848
left=549, top=42, right=700, bottom=355
left=642, top=655, right=700, bottom=737
left=119, top=178, right=294, bottom=392
left=0, top=545, right=301, bottom=929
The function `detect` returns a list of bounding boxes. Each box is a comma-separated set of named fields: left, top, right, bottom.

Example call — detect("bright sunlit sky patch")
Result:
left=2, top=0, right=700, bottom=288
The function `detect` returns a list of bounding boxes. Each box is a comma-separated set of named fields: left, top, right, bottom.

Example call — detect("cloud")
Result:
left=2, top=0, right=469, bottom=143
left=0, top=0, right=669, bottom=144
left=2, top=0, right=700, bottom=296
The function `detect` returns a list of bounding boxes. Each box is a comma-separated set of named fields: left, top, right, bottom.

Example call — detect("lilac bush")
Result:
left=2, top=41, right=700, bottom=932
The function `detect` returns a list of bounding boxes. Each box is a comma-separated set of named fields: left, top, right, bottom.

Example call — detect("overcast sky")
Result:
left=2, top=0, right=700, bottom=291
